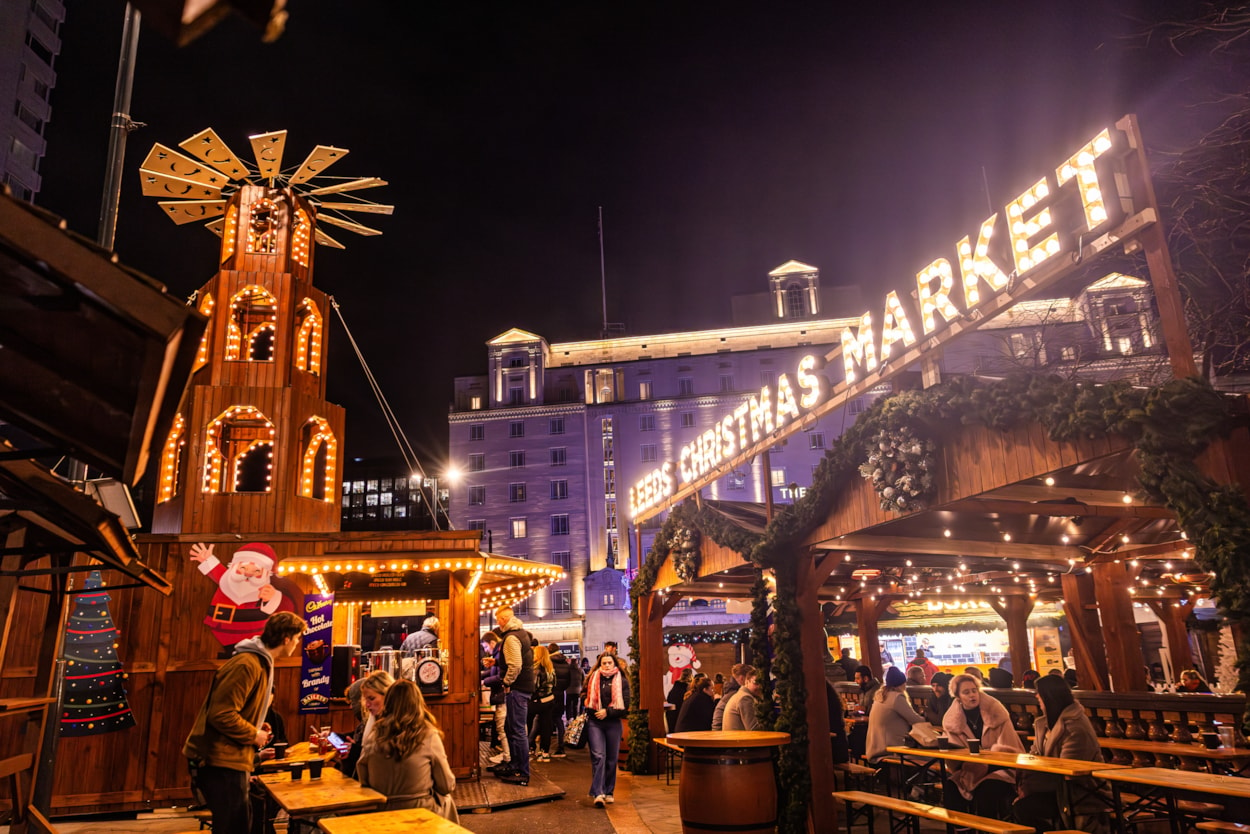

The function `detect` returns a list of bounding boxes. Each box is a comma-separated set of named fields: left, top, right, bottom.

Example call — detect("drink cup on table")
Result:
left=273, top=742, right=287, bottom=759
left=290, top=762, right=304, bottom=780
left=966, top=738, right=981, bottom=754
left=308, top=759, right=324, bottom=779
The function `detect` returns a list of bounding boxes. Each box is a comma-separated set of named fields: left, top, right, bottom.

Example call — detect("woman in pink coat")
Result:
left=942, top=673, right=1023, bottom=817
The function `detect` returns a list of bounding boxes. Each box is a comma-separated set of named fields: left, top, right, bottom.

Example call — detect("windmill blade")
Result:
left=314, top=201, right=394, bottom=215
left=304, top=177, right=387, bottom=196
left=317, top=214, right=382, bottom=236
left=205, top=217, right=225, bottom=237
left=249, top=130, right=288, bottom=180
left=159, top=199, right=227, bottom=225
left=139, top=170, right=223, bottom=200
left=314, top=227, right=346, bottom=249
left=290, top=145, right=350, bottom=184
left=141, top=144, right=231, bottom=187
left=178, top=129, right=251, bottom=181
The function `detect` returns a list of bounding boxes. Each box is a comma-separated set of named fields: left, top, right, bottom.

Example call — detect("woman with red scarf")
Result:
left=584, top=652, right=630, bottom=807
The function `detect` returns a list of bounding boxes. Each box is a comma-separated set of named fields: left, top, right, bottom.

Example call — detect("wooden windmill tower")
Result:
left=141, top=128, right=391, bottom=535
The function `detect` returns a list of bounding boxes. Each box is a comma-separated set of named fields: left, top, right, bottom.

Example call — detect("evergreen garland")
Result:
left=672, top=526, right=702, bottom=582
left=749, top=569, right=773, bottom=725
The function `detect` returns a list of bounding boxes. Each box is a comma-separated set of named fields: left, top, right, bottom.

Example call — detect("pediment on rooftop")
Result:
left=768, top=259, right=819, bottom=276
left=487, top=327, right=546, bottom=346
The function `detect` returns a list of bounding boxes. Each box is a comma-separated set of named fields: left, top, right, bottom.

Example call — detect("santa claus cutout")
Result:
left=190, top=542, right=300, bottom=649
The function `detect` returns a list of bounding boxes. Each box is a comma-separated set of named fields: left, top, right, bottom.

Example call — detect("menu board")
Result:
left=334, top=570, right=450, bottom=601
left=300, top=594, right=334, bottom=713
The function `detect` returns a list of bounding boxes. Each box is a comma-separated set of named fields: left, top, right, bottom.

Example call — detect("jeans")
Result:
left=505, top=689, right=530, bottom=777
left=587, top=717, right=622, bottom=797
left=196, top=764, right=251, bottom=832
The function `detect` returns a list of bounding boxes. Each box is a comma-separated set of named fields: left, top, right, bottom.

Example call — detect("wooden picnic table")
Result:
left=257, top=767, right=386, bottom=818
left=887, top=745, right=1131, bottom=828
left=317, top=806, right=469, bottom=833
left=1092, top=737, right=1250, bottom=774
left=1092, top=767, right=1250, bottom=834
left=254, top=740, right=339, bottom=773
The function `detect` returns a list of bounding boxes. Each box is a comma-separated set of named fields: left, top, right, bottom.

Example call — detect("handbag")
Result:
left=564, top=712, right=588, bottom=749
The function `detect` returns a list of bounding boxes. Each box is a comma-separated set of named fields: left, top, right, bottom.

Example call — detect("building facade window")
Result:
left=509, top=450, right=526, bottom=468
left=680, top=412, right=695, bottom=428
left=509, top=483, right=526, bottom=502
left=640, top=444, right=657, bottom=462
left=551, top=551, right=571, bottom=571
left=511, top=518, right=527, bottom=538
left=550, top=447, right=567, bottom=466
left=720, top=375, right=735, bottom=392
left=602, top=593, right=615, bottom=607
left=639, top=380, right=652, bottom=400
left=808, top=432, right=825, bottom=450
left=551, top=514, right=570, bottom=535
left=549, top=417, right=565, bottom=435
left=728, top=472, right=746, bottom=490
left=639, top=414, right=655, bottom=431
left=509, top=420, right=525, bottom=438
left=848, top=398, right=866, bottom=415
left=470, top=396, right=482, bottom=410
left=550, top=479, right=569, bottom=499
left=604, top=469, right=615, bottom=495
left=468, top=453, right=485, bottom=472
left=468, top=519, right=485, bottom=530
left=770, top=467, right=787, bottom=487
left=603, top=437, right=614, bottom=463
left=469, top=424, right=484, bottom=441
left=554, top=589, right=572, bottom=612
left=469, top=486, right=485, bottom=505
left=678, top=378, right=695, bottom=396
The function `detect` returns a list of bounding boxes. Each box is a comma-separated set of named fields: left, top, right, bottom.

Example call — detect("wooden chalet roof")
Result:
left=653, top=418, right=1202, bottom=609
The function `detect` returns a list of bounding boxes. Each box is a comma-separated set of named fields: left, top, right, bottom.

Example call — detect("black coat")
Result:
left=551, top=653, right=573, bottom=694
left=675, top=691, right=715, bottom=732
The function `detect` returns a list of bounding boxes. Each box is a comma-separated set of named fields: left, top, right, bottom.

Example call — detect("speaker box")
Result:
left=331, top=645, right=360, bottom=699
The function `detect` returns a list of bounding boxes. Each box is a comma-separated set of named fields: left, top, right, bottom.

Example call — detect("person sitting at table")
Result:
left=675, top=674, right=715, bottom=732
left=1020, top=669, right=1040, bottom=690
left=1011, top=674, right=1104, bottom=831
left=1179, top=668, right=1213, bottom=693
left=357, top=679, right=459, bottom=822
left=864, top=666, right=929, bottom=762
left=826, top=680, right=850, bottom=765
left=923, top=671, right=953, bottom=726
left=942, top=672, right=1024, bottom=817
left=344, top=670, right=394, bottom=775
left=666, top=667, right=693, bottom=733
left=906, top=666, right=927, bottom=686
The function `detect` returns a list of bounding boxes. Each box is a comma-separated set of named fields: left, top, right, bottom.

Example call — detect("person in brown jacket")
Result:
left=183, top=611, right=306, bottom=832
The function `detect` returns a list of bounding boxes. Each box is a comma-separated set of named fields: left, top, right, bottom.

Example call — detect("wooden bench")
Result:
left=655, top=738, right=683, bottom=785
left=1196, top=823, right=1249, bottom=834
left=832, top=790, right=1035, bottom=834
left=834, top=761, right=880, bottom=792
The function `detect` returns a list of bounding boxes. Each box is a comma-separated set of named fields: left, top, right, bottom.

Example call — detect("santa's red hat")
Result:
left=233, top=543, right=278, bottom=571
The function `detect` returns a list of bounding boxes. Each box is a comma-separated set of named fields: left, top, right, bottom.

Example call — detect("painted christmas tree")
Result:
left=1214, top=625, right=1238, bottom=694
left=60, top=570, right=135, bottom=736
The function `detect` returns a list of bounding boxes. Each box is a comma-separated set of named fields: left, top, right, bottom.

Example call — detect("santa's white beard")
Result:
left=220, top=568, right=269, bottom=604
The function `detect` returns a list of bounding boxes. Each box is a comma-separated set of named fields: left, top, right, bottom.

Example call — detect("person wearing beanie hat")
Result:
left=190, top=542, right=298, bottom=649
left=924, top=671, right=954, bottom=725
left=864, top=665, right=928, bottom=762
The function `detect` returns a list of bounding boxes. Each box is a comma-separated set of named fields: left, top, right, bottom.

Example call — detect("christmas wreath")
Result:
left=858, top=425, right=937, bottom=512
left=672, top=526, right=702, bottom=582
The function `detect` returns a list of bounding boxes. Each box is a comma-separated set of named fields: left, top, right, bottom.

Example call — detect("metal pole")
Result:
left=97, top=3, right=142, bottom=251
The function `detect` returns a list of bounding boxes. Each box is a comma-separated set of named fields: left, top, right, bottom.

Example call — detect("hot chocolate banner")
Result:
left=300, top=594, right=334, bottom=713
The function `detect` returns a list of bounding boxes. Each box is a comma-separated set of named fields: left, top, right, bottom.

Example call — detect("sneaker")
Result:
left=488, top=752, right=506, bottom=765
left=489, top=765, right=515, bottom=777
left=534, top=751, right=550, bottom=762
left=593, top=795, right=606, bottom=808
left=552, top=749, right=567, bottom=758
left=501, top=773, right=529, bottom=786
left=605, top=795, right=615, bottom=804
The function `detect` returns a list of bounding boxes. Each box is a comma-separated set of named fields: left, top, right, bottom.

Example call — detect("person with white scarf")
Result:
left=585, top=652, right=631, bottom=807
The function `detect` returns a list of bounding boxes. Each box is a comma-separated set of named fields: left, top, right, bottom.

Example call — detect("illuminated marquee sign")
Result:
left=628, top=125, right=1128, bottom=521
left=628, top=354, right=829, bottom=517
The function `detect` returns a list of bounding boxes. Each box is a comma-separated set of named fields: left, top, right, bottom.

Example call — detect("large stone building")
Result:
left=445, top=261, right=1165, bottom=651
left=0, top=0, right=63, bottom=201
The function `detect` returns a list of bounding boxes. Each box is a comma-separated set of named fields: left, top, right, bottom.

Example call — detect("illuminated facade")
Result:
left=0, top=0, right=64, bottom=201
left=448, top=261, right=1166, bottom=643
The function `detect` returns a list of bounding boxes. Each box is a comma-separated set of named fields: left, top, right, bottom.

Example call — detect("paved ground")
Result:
left=4, top=746, right=679, bottom=834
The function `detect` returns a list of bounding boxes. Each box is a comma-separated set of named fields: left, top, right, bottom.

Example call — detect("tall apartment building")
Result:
left=446, top=261, right=1166, bottom=650
left=0, top=0, right=64, bottom=201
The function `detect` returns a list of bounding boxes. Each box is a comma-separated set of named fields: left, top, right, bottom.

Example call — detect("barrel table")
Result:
left=666, top=730, right=790, bottom=834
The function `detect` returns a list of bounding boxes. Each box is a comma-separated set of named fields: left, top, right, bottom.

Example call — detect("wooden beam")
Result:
left=636, top=592, right=669, bottom=743
left=985, top=485, right=1153, bottom=508
left=1092, top=561, right=1148, bottom=692
left=989, top=596, right=1034, bottom=681
left=796, top=553, right=836, bottom=834
left=1146, top=599, right=1196, bottom=676
left=812, top=533, right=1083, bottom=564
left=1061, top=572, right=1109, bottom=691
left=945, top=496, right=1173, bottom=519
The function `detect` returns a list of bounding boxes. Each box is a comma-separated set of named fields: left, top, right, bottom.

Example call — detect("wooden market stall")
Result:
left=628, top=115, right=1250, bottom=834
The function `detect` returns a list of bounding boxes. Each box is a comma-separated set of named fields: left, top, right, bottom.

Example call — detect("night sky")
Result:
left=37, top=1, right=1209, bottom=466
